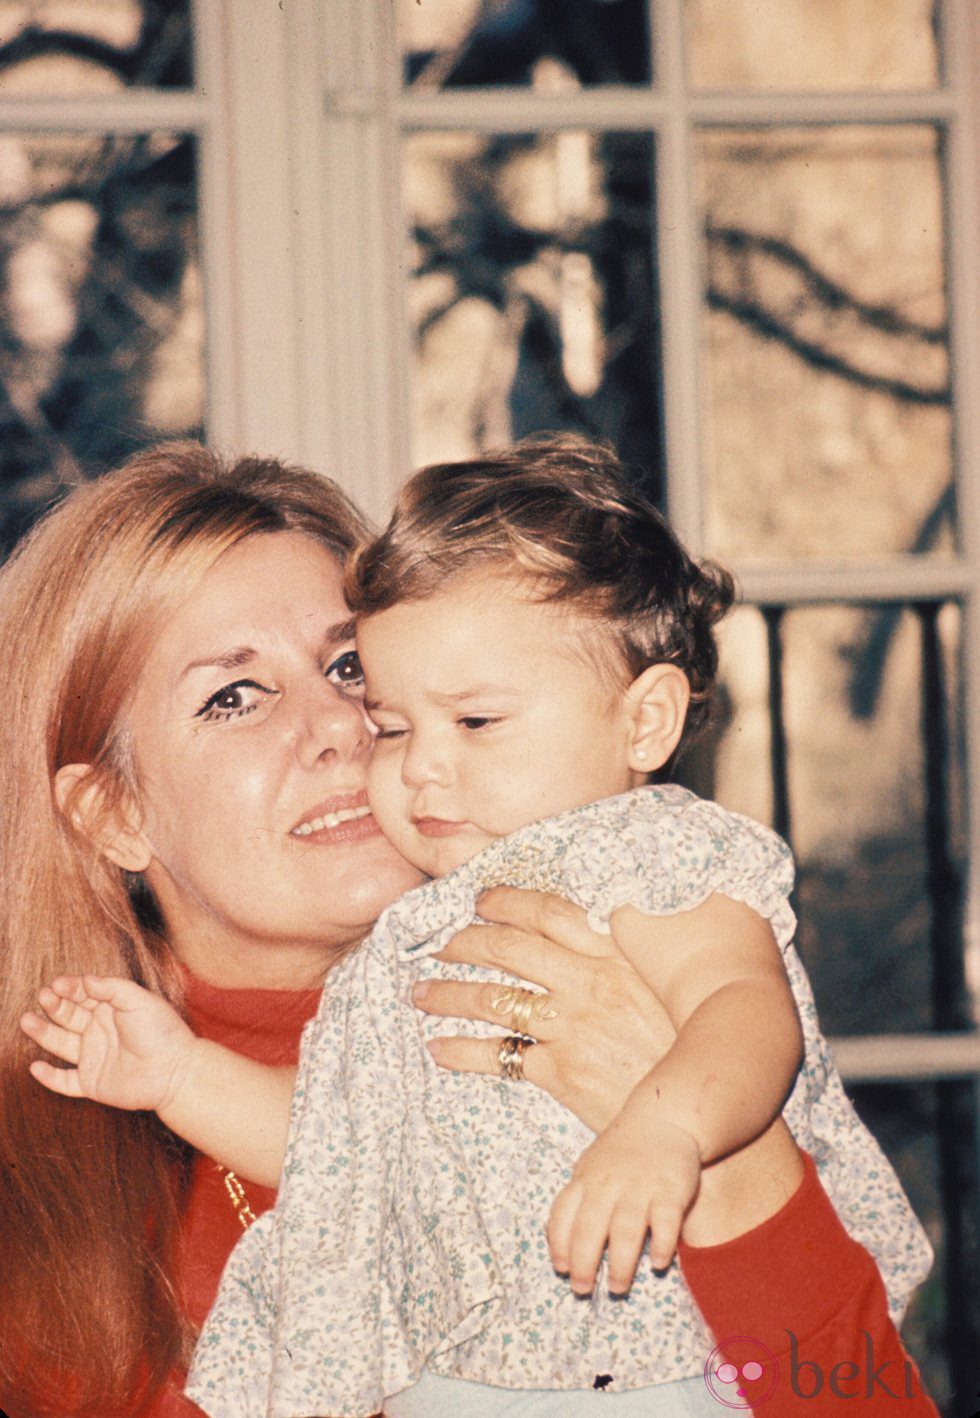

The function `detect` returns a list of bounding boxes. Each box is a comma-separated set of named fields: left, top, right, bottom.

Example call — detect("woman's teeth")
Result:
left=291, top=805, right=371, bottom=836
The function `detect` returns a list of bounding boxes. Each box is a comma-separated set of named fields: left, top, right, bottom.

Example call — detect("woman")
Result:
left=1, top=444, right=932, bottom=1418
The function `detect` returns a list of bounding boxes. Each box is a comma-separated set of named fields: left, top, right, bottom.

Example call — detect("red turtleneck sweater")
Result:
left=146, top=972, right=321, bottom=1418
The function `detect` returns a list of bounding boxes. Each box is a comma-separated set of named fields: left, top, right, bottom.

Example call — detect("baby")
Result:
left=25, top=437, right=931, bottom=1417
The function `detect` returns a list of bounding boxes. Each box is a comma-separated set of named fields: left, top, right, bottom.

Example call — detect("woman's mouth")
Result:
left=290, top=797, right=378, bottom=842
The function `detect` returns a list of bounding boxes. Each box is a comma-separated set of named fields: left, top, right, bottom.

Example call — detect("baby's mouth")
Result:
left=412, top=817, right=467, bottom=837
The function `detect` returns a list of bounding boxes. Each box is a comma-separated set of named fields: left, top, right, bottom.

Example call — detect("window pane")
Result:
left=849, top=1080, right=964, bottom=1412
left=698, top=126, right=951, bottom=563
left=0, top=130, right=203, bottom=551
left=697, top=597, right=978, bottom=1407
left=399, top=0, right=649, bottom=89
left=0, top=0, right=192, bottom=94
left=404, top=129, right=662, bottom=490
left=706, top=598, right=975, bottom=1403
left=685, top=0, right=940, bottom=91
left=706, top=602, right=969, bottom=1038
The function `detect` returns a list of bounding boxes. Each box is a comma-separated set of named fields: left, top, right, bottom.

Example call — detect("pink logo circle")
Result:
left=703, top=1336, right=779, bottom=1408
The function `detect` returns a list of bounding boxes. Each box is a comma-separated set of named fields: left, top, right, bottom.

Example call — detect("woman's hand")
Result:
left=414, top=886, right=678, bottom=1133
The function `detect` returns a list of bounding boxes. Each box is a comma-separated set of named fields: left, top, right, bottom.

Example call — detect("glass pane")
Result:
left=849, top=1080, right=963, bottom=1412
left=698, top=126, right=951, bottom=563
left=0, top=131, right=204, bottom=552
left=404, top=129, right=662, bottom=492
left=706, top=601, right=969, bottom=1038
left=0, top=1, right=192, bottom=94
left=399, top=0, right=649, bottom=89
left=686, top=0, right=940, bottom=91
left=694, top=598, right=979, bottom=1406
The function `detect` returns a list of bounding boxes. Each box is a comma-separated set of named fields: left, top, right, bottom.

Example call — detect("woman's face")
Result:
left=122, top=531, right=423, bottom=987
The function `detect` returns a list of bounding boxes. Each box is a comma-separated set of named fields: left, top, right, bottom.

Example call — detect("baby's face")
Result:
left=359, top=571, right=641, bottom=877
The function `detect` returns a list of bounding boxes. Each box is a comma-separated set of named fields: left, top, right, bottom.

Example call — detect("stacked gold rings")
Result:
left=491, top=986, right=558, bottom=1081
left=489, top=984, right=558, bottom=1036
left=498, top=1035, right=530, bottom=1082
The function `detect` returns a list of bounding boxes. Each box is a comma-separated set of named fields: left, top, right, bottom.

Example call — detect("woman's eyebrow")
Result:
left=324, top=616, right=357, bottom=647
left=179, top=646, right=256, bottom=679
left=179, top=620, right=357, bottom=682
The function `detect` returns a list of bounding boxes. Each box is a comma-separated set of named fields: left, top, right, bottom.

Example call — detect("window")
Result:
left=0, top=0, right=201, bottom=549
left=304, top=0, right=979, bottom=1402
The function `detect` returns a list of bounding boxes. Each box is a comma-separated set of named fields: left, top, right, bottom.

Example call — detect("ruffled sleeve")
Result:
left=560, top=786, right=796, bottom=945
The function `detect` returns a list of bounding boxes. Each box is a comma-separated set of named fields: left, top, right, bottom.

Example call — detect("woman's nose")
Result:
left=295, top=679, right=372, bottom=767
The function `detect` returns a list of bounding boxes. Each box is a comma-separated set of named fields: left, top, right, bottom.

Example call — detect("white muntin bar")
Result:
left=393, top=87, right=957, bottom=135
left=734, top=559, right=976, bottom=608
left=0, top=92, right=208, bottom=132
left=831, top=1031, right=980, bottom=1083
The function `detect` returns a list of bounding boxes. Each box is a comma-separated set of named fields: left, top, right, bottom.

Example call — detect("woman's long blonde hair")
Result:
left=0, top=442, right=368, bottom=1417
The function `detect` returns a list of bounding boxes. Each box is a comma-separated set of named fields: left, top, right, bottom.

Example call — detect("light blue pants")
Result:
left=384, top=1370, right=721, bottom=1416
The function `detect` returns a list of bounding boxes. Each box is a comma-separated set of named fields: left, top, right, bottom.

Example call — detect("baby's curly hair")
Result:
left=346, top=435, right=735, bottom=746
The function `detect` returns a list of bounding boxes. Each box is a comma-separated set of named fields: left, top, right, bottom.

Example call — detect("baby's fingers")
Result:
left=647, top=1199, right=684, bottom=1272
left=35, top=984, right=96, bottom=1036
left=605, top=1205, right=651, bottom=1295
left=549, top=1183, right=610, bottom=1295
left=20, top=1009, right=82, bottom=1065
left=28, top=1058, right=83, bottom=1097
left=546, top=1179, right=578, bottom=1275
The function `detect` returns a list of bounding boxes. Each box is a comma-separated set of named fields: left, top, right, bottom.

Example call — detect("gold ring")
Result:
left=489, top=985, right=558, bottom=1037
left=498, top=1035, right=530, bottom=1082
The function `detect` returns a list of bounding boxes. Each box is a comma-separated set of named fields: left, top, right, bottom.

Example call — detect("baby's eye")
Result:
left=196, top=679, right=272, bottom=722
left=325, top=649, right=365, bottom=697
left=373, top=725, right=407, bottom=741
left=458, top=715, right=500, bottom=731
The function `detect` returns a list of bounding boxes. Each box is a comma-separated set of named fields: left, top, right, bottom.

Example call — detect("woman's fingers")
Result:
left=413, top=978, right=562, bottom=1041
left=476, top=888, right=615, bottom=959
left=434, top=921, right=583, bottom=991
left=426, top=1034, right=550, bottom=1089
left=435, top=918, right=611, bottom=996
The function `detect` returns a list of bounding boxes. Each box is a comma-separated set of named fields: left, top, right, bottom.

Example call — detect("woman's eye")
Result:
left=458, top=715, right=500, bottom=731
left=196, top=679, right=270, bottom=722
left=373, top=726, right=407, bottom=741
left=325, top=649, right=365, bottom=697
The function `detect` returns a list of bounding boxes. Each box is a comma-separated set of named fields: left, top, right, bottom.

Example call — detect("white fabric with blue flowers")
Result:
left=187, top=786, right=932, bottom=1418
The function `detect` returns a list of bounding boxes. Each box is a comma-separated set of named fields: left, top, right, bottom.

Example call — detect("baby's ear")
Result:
left=625, top=664, right=690, bottom=773
left=54, top=763, right=153, bottom=873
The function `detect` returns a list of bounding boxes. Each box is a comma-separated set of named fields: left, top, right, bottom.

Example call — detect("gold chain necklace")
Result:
left=217, top=1165, right=257, bottom=1229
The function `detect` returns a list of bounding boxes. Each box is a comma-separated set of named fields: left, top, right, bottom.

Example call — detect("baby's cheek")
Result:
left=366, top=759, right=411, bottom=843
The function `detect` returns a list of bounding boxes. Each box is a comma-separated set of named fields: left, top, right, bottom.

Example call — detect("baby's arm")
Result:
left=20, top=976, right=293, bottom=1188
left=548, top=893, right=803, bottom=1293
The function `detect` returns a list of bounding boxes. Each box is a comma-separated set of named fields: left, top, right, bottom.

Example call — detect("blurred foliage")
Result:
left=0, top=2, right=198, bottom=553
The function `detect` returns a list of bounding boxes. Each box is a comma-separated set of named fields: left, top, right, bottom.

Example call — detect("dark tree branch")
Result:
left=0, top=27, right=137, bottom=79
left=707, top=287, right=951, bottom=406
left=708, top=224, right=948, bottom=346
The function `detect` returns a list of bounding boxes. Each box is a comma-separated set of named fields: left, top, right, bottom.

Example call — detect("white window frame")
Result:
left=282, top=0, right=980, bottom=1084
left=1, top=0, right=976, bottom=1086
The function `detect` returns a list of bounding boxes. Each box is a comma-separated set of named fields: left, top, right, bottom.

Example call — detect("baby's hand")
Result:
left=20, top=975, right=197, bottom=1114
left=547, top=1119, right=702, bottom=1295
